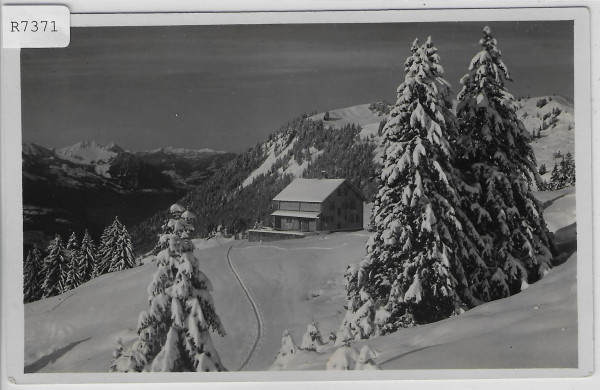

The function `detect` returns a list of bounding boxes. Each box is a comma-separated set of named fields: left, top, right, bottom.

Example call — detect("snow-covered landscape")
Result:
left=23, top=88, right=578, bottom=372
left=19, top=21, right=583, bottom=378
left=24, top=185, right=576, bottom=372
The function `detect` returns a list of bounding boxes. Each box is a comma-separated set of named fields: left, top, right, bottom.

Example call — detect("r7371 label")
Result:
left=2, top=5, right=70, bottom=48
left=9, top=20, right=59, bottom=33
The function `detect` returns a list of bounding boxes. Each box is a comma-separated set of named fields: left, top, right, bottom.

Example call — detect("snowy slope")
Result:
left=242, top=136, right=297, bottom=188
left=314, top=96, right=574, bottom=172
left=270, top=187, right=578, bottom=371
left=518, top=96, right=575, bottom=180
left=310, top=104, right=386, bottom=130
left=272, top=252, right=577, bottom=370
left=239, top=95, right=573, bottom=198
left=311, top=104, right=386, bottom=160
left=241, top=104, right=385, bottom=189
left=23, top=186, right=576, bottom=373
left=24, top=235, right=255, bottom=373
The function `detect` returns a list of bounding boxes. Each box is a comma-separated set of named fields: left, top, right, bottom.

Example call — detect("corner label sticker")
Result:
left=2, top=5, right=70, bottom=48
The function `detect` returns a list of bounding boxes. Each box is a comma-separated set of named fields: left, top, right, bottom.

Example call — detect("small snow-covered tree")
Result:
left=77, top=230, right=96, bottom=283
left=95, top=224, right=115, bottom=276
left=455, top=26, right=553, bottom=298
left=41, top=235, right=68, bottom=297
left=118, top=204, right=225, bottom=372
left=109, top=338, right=124, bottom=373
left=64, top=232, right=82, bottom=290
left=300, top=321, right=325, bottom=351
left=108, top=223, right=136, bottom=273
left=548, top=164, right=561, bottom=190
left=276, top=329, right=298, bottom=359
left=66, top=231, right=78, bottom=252
left=340, top=36, right=485, bottom=340
left=547, top=153, right=575, bottom=190
left=326, top=345, right=380, bottom=370
left=326, top=346, right=359, bottom=370
left=24, top=245, right=43, bottom=303
left=96, top=217, right=136, bottom=275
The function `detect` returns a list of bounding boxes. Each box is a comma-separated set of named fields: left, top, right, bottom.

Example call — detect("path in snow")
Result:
left=225, top=244, right=265, bottom=371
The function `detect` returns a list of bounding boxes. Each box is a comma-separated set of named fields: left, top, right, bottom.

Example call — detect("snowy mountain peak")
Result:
left=55, top=141, right=122, bottom=165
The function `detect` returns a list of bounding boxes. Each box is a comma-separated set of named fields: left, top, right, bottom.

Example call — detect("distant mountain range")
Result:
left=22, top=141, right=235, bottom=249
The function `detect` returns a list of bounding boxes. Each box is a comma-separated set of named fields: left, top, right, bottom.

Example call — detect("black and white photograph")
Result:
left=1, top=4, right=595, bottom=385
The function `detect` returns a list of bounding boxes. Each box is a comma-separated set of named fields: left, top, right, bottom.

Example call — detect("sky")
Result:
left=21, top=21, right=573, bottom=153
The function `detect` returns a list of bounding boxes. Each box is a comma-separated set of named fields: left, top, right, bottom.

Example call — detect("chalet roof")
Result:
left=273, top=178, right=365, bottom=203
left=271, top=210, right=322, bottom=219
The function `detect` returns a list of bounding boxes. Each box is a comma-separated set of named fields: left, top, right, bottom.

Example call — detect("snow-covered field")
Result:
left=23, top=186, right=577, bottom=373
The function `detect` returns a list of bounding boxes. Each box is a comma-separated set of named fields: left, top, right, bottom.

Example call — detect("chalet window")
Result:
left=344, top=188, right=348, bottom=196
left=337, top=222, right=341, bottom=229
left=329, top=201, right=335, bottom=210
left=337, top=208, right=341, bottom=216
left=350, top=199, right=355, bottom=209
left=337, top=188, right=341, bottom=196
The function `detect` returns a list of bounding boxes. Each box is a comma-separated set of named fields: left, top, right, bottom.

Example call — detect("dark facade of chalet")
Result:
left=271, top=178, right=365, bottom=233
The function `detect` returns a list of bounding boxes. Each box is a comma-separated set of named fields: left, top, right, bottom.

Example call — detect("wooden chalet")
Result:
left=271, top=178, right=365, bottom=233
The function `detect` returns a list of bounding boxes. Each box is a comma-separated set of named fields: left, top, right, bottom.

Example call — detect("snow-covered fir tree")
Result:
left=548, top=164, right=561, bottom=189
left=108, top=222, right=136, bottom=273
left=116, top=204, right=225, bottom=372
left=24, top=244, right=43, bottom=303
left=96, top=217, right=136, bottom=275
left=276, top=329, right=298, bottom=360
left=109, top=338, right=124, bottom=373
left=300, top=321, right=325, bottom=352
left=340, top=37, right=486, bottom=340
left=95, top=224, right=114, bottom=276
left=455, top=26, right=553, bottom=298
left=41, top=235, right=68, bottom=298
left=546, top=152, right=575, bottom=190
left=64, top=232, right=82, bottom=290
left=77, top=230, right=97, bottom=284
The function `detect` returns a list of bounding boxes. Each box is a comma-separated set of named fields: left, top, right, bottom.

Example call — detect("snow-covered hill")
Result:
left=517, top=96, right=575, bottom=181
left=243, top=95, right=574, bottom=188
left=24, top=186, right=576, bottom=373
left=272, top=253, right=577, bottom=370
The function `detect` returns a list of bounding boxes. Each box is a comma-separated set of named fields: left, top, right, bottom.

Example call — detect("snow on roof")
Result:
left=273, top=178, right=348, bottom=203
left=271, top=210, right=322, bottom=219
